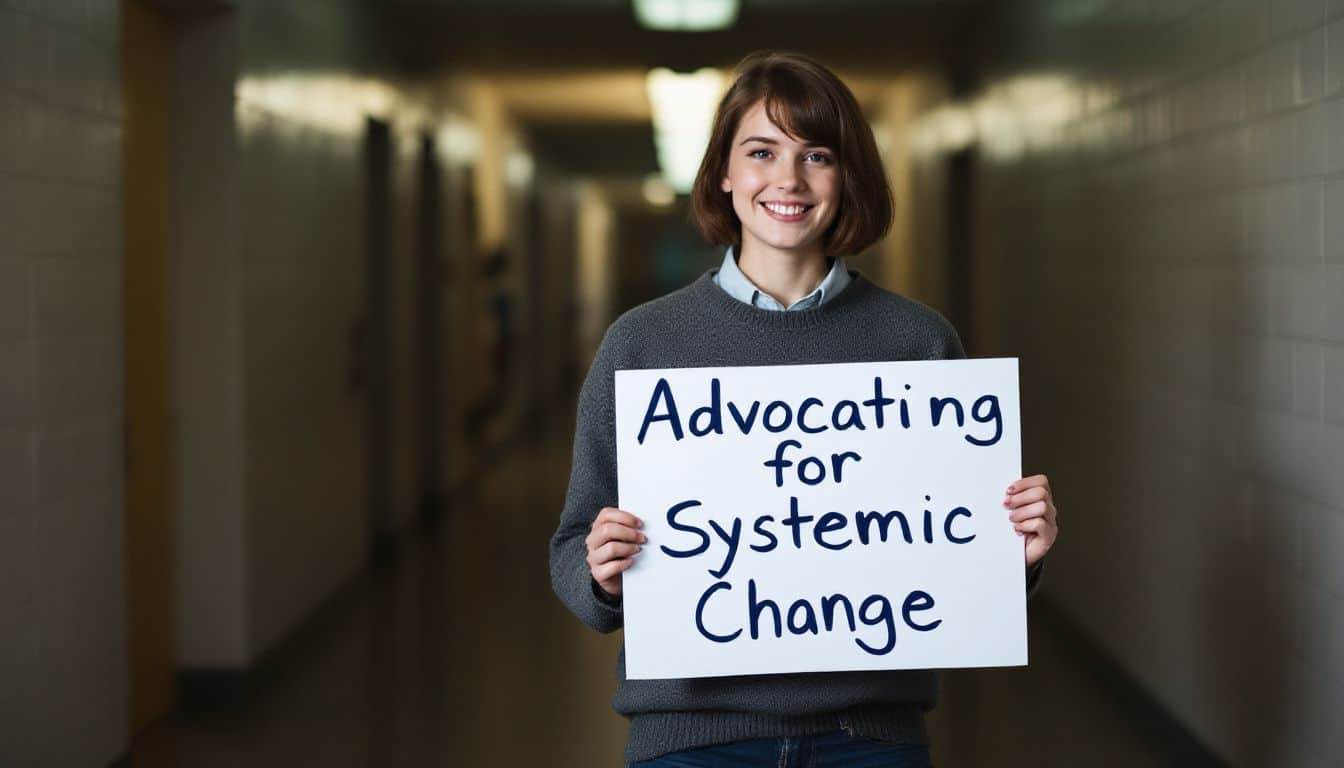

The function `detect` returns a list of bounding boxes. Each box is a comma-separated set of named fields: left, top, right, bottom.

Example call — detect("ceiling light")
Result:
left=645, top=67, right=726, bottom=193
left=642, top=174, right=676, bottom=207
left=633, top=0, right=739, bottom=31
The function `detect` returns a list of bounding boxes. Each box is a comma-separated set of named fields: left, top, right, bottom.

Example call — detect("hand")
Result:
left=1004, top=474, right=1059, bottom=568
left=586, top=507, right=646, bottom=599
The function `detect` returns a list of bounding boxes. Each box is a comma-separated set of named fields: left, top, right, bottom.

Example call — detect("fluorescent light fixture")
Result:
left=235, top=73, right=402, bottom=136
left=642, top=174, right=676, bottom=206
left=438, top=115, right=481, bottom=166
left=633, top=0, right=738, bottom=31
left=506, top=149, right=535, bottom=187
left=646, top=67, right=726, bottom=193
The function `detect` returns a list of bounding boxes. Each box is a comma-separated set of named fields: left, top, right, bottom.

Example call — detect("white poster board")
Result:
left=615, top=359, right=1026, bottom=680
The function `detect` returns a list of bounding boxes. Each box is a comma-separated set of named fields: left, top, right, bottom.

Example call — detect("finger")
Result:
left=1014, top=517, right=1049, bottom=535
left=1026, top=529, right=1055, bottom=565
left=600, top=522, right=645, bottom=545
left=595, top=540, right=641, bottom=564
left=594, top=556, right=635, bottom=583
left=595, top=507, right=643, bottom=529
left=1005, top=486, right=1048, bottom=509
left=587, top=520, right=645, bottom=549
left=587, top=539, right=640, bottom=566
left=1008, top=500, right=1048, bottom=523
left=1006, top=474, right=1049, bottom=494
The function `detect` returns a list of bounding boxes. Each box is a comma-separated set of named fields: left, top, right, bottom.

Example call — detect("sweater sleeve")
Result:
left=549, top=328, right=625, bottom=634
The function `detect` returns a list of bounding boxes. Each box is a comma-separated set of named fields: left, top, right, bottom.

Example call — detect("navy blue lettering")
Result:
left=856, top=594, right=897, bottom=655
left=659, top=500, right=709, bottom=558
left=727, top=400, right=759, bottom=433
left=855, top=509, right=913, bottom=545
left=750, top=515, right=778, bottom=553
left=695, top=581, right=741, bottom=643
left=797, top=397, right=826, bottom=434
left=832, top=400, right=866, bottom=430
left=799, top=456, right=827, bottom=485
left=821, top=593, right=857, bottom=632
left=902, top=590, right=942, bottom=631
left=813, top=511, right=852, bottom=550
left=787, top=599, right=819, bottom=635
left=862, top=377, right=895, bottom=428
left=966, top=394, right=1003, bottom=446
left=781, top=496, right=815, bottom=549
left=637, top=378, right=683, bottom=444
left=929, top=396, right=964, bottom=428
left=945, top=506, right=975, bottom=544
left=763, top=401, right=793, bottom=433
left=689, top=378, right=723, bottom=437
left=706, top=517, right=742, bottom=579
left=748, top=579, right=782, bottom=639
left=764, top=439, right=800, bottom=488
left=830, top=451, right=861, bottom=483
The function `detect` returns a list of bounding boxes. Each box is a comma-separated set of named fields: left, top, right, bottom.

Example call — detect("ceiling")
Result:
left=381, top=0, right=990, bottom=75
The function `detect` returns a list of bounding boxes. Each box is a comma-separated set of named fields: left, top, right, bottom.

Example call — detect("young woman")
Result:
left=549, top=51, right=1059, bottom=768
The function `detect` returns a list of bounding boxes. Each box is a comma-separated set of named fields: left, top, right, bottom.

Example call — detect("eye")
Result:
left=748, top=148, right=772, bottom=159
left=806, top=151, right=834, bottom=165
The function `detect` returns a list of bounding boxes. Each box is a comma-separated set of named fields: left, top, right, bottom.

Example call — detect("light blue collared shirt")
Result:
left=712, top=246, right=852, bottom=311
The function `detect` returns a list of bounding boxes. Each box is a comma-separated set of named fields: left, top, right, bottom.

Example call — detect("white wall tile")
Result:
left=0, top=338, right=32, bottom=431
left=1294, top=341, right=1326, bottom=417
left=1325, top=96, right=1344, bottom=173
left=1300, top=28, right=1328, bottom=103
left=0, top=428, right=33, bottom=523
left=1298, top=103, right=1326, bottom=179
left=1328, top=18, right=1344, bottom=94
left=1326, top=176, right=1344, bottom=262
left=1324, top=344, right=1344, bottom=425
left=1268, top=0, right=1329, bottom=39
left=1319, top=265, right=1344, bottom=341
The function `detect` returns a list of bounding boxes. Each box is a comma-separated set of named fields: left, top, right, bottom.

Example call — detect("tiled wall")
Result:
left=235, top=94, right=371, bottom=661
left=0, top=0, right=127, bottom=764
left=910, top=1, right=1344, bottom=764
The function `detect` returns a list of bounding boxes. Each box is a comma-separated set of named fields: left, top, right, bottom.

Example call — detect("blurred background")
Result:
left=1, top=0, right=1342, bottom=765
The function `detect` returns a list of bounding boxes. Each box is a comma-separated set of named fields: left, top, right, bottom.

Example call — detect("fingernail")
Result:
left=639, top=534, right=647, bottom=543
left=1007, top=485, right=1016, bottom=493
left=637, top=519, right=645, bottom=528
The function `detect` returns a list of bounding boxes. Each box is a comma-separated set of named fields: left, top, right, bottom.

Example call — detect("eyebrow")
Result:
left=738, top=136, right=830, bottom=149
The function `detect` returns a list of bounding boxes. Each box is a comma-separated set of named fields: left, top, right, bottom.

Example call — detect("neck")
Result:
left=736, top=241, right=830, bottom=307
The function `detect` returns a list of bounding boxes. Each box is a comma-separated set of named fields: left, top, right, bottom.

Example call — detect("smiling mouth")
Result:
left=760, top=202, right=813, bottom=220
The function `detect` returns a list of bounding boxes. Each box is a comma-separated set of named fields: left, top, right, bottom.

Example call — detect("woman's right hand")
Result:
left=586, top=507, right=645, bottom=599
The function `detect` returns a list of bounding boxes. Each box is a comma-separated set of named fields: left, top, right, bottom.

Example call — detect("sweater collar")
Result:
left=697, top=266, right=873, bottom=330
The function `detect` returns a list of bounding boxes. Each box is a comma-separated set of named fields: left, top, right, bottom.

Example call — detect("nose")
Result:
left=774, top=160, right=806, bottom=192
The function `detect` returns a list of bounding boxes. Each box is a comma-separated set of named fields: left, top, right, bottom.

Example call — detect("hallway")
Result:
left=4, top=1, right=1344, bottom=765
left=132, top=416, right=1216, bottom=768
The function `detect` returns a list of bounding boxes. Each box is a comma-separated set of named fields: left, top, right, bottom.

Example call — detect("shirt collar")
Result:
left=715, top=246, right=851, bottom=311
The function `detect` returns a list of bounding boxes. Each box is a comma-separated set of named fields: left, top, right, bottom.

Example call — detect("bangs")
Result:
left=761, top=71, right=844, bottom=151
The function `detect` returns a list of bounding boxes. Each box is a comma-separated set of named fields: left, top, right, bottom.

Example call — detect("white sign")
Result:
left=615, top=359, right=1026, bottom=680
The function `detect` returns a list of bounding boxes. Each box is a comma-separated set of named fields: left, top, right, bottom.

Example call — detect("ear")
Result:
left=720, top=177, right=732, bottom=193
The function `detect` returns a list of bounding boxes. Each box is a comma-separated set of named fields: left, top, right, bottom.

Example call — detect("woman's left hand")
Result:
left=1005, top=474, right=1058, bottom=568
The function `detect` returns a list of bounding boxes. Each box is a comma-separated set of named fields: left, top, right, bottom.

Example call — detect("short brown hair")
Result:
left=690, top=51, right=892, bottom=258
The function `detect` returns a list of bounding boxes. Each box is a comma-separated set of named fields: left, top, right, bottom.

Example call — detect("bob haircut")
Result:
left=690, top=51, right=893, bottom=258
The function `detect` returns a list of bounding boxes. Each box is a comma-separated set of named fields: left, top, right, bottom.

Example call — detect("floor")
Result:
left=135, top=421, right=1217, bottom=767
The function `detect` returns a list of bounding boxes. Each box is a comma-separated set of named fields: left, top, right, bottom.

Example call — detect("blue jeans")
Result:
left=630, top=730, right=933, bottom=767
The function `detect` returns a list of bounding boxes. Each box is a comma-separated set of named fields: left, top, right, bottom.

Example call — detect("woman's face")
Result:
left=720, top=99, right=841, bottom=263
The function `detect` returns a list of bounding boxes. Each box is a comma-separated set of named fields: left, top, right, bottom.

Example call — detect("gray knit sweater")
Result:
left=549, top=268, right=1037, bottom=763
